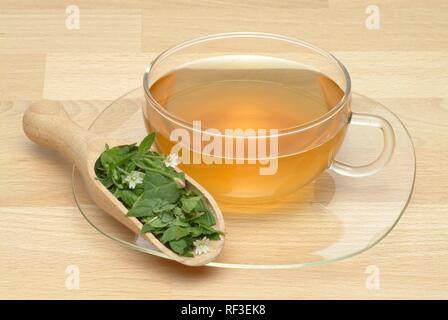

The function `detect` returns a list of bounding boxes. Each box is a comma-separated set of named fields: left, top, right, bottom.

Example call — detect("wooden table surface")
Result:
left=1, top=0, right=447, bottom=299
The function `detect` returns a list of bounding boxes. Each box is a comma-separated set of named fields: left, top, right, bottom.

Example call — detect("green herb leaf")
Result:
left=141, top=222, right=156, bottom=234
left=160, top=226, right=190, bottom=243
left=159, top=211, right=175, bottom=224
left=114, top=189, right=138, bottom=208
left=169, top=239, right=188, bottom=255
left=188, top=226, right=204, bottom=238
left=148, top=217, right=169, bottom=229
left=143, top=171, right=180, bottom=203
left=181, top=195, right=203, bottom=213
left=160, top=226, right=177, bottom=243
left=127, top=198, right=174, bottom=217
left=100, top=145, right=136, bottom=169
left=207, top=233, right=221, bottom=241
left=194, top=210, right=216, bottom=226
left=137, top=132, right=155, bottom=155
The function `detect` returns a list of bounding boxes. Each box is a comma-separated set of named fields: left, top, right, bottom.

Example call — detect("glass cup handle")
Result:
left=330, top=112, right=395, bottom=177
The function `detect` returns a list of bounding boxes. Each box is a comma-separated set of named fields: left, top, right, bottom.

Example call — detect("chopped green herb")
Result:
left=94, top=133, right=222, bottom=257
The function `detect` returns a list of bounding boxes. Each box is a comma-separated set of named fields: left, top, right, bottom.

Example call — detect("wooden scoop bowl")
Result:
left=22, top=101, right=225, bottom=266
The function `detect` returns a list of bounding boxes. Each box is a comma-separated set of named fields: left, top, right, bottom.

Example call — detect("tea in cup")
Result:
left=143, top=33, right=394, bottom=201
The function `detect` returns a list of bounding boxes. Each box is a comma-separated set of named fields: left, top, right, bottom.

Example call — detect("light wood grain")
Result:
left=141, top=3, right=448, bottom=52
left=0, top=0, right=447, bottom=299
left=0, top=9, right=141, bottom=53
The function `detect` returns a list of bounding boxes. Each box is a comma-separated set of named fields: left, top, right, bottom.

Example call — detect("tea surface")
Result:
left=150, top=57, right=342, bottom=131
left=146, top=56, right=347, bottom=201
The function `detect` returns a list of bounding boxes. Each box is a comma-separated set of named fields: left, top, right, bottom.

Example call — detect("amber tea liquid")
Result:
left=145, top=56, right=347, bottom=201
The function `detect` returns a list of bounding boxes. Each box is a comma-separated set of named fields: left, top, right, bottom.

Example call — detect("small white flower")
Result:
left=193, top=237, right=210, bottom=256
left=124, top=171, right=144, bottom=189
left=164, top=153, right=180, bottom=168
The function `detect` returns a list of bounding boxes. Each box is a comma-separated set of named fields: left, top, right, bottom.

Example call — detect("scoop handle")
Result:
left=23, top=100, right=92, bottom=171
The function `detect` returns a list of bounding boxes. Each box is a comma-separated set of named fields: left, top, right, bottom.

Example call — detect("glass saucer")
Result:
left=72, top=89, right=415, bottom=269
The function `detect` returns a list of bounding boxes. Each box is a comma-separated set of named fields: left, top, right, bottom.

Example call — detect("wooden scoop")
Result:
left=22, top=101, right=225, bottom=266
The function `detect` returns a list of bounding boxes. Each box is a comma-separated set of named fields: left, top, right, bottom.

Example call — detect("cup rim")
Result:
left=143, top=32, right=351, bottom=138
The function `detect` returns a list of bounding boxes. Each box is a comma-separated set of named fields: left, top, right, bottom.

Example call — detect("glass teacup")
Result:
left=143, top=33, right=394, bottom=202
